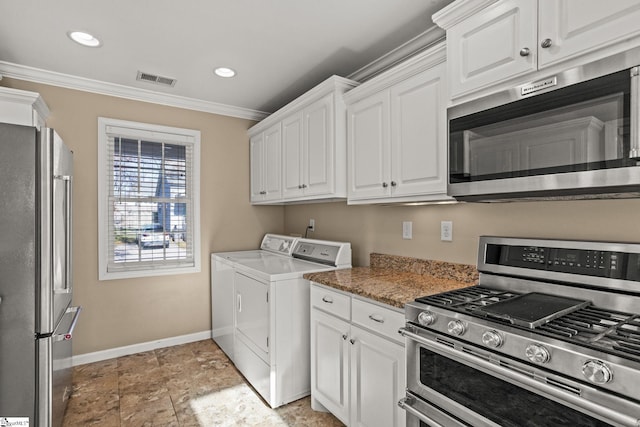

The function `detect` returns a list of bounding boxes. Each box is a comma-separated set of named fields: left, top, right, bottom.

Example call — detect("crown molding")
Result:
left=0, top=61, right=269, bottom=121
left=432, top=0, right=499, bottom=30
left=348, top=25, right=445, bottom=83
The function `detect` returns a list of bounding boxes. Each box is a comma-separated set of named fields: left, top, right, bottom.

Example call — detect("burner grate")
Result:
left=539, top=309, right=640, bottom=361
left=416, top=286, right=517, bottom=307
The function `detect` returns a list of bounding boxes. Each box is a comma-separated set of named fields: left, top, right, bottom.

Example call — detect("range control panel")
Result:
left=484, top=243, right=640, bottom=280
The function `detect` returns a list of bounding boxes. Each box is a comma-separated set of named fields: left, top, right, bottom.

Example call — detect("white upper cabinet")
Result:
left=250, top=123, right=282, bottom=203
left=434, top=0, right=640, bottom=100
left=248, top=76, right=358, bottom=205
left=538, top=0, right=640, bottom=68
left=345, top=42, right=452, bottom=204
left=0, top=86, right=49, bottom=129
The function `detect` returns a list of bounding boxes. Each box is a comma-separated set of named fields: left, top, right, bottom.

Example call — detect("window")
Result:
left=98, top=117, right=201, bottom=280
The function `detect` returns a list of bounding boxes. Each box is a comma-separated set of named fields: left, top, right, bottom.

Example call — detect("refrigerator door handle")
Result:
left=54, top=174, right=73, bottom=294
left=53, top=306, right=81, bottom=342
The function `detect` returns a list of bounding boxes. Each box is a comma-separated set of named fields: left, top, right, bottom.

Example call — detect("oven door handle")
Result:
left=398, top=396, right=446, bottom=427
left=400, top=327, right=640, bottom=427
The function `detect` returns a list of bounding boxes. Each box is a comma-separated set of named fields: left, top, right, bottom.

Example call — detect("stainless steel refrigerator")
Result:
left=0, top=122, right=80, bottom=427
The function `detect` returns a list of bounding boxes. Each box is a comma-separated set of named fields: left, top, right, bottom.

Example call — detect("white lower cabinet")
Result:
left=310, top=283, right=405, bottom=427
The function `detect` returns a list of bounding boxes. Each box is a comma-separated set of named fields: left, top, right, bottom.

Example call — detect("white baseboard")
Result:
left=72, top=330, right=212, bottom=367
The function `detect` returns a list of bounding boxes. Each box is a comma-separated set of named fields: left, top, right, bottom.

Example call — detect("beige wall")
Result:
left=1, top=78, right=284, bottom=355
left=284, top=199, right=640, bottom=267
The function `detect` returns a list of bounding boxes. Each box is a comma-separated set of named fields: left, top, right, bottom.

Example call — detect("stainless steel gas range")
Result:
left=399, top=236, right=640, bottom=427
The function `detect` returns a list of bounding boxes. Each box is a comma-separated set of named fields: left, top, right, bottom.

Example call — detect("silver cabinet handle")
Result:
left=541, top=38, right=552, bottom=48
left=390, top=181, right=397, bottom=187
left=519, top=47, right=530, bottom=56
left=382, top=182, right=388, bottom=188
left=321, top=296, right=333, bottom=304
left=368, top=314, right=385, bottom=323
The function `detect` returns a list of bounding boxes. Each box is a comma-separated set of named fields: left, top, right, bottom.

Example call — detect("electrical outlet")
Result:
left=309, top=219, right=315, bottom=232
left=402, top=221, right=413, bottom=239
left=441, top=221, right=453, bottom=242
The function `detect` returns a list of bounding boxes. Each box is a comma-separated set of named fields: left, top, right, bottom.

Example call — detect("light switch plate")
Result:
left=441, top=221, right=453, bottom=241
left=403, top=221, right=413, bottom=239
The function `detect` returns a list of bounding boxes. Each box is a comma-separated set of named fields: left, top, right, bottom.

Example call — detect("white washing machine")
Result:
left=211, top=234, right=351, bottom=408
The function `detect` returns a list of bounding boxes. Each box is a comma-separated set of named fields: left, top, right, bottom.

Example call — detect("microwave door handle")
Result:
left=630, top=66, right=640, bottom=159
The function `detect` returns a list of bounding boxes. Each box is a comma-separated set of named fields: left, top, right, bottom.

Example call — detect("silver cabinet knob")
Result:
left=418, top=311, right=437, bottom=326
left=390, top=181, right=397, bottom=187
left=382, top=182, right=388, bottom=188
left=525, top=343, right=550, bottom=364
left=481, top=330, right=503, bottom=348
left=350, top=338, right=356, bottom=345
left=540, top=38, right=552, bottom=48
left=519, top=47, right=530, bottom=57
left=582, top=360, right=613, bottom=384
left=447, top=320, right=466, bottom=336
left=298, top=185, right=302, bottom=189
left=342, top=334, right=348, bottom=340
left=301, top=184, right=307, bottom=188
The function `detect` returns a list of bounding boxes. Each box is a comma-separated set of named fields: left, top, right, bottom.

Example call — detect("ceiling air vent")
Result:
left=136, top=71, right=177, bottom=87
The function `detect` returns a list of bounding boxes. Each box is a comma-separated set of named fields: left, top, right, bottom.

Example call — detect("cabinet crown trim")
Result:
left=343, top=42, right=445, bottom=104
left=0, top=86, right=50, bottom=120
left=432, top=0, right=500, bottom=30
left=248, top=75, right=358, bottom=136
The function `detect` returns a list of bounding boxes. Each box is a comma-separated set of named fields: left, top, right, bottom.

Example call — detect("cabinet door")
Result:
left=304, top=94, right=335, bottom=196
left=311, top=308, right=350, bottom=425
left=390, top=62, right=448, bottom=197
left=282, top=112, right=304, bottom=199
left=447, top=0, right=537, bottom=98
left=249, top=133, right=265, bottom=202
left=350, top=326, right=405, bottom=427
left=263, top=123, right=282, bottom=201
left=347, top=91, right=391, bottom=200
left=538, top=0, right=640, bottom=68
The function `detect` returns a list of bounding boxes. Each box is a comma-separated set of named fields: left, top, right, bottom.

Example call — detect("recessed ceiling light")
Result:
left=214, top=67, right=236, bottom=78
left=67, top=31, right=101, bottom=47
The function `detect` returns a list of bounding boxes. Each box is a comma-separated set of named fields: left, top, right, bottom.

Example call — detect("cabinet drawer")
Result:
left=311, top=284, right=350, bottom=320
left=351, top=298, right=404, bottom=343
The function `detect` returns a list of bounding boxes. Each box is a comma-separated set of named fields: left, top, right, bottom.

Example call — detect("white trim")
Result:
left=347, top=26, right=445, bottom=83
left=71, top=330, right=212, bottom=366
left=97, top=117, right=202, bottom=280
left=431, top=0, right=500, bottom=30
left=0, top=61, right=269, bottom=121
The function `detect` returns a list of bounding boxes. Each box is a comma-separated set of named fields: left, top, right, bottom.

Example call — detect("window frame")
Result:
left=97, top=117, right=201, bottom=280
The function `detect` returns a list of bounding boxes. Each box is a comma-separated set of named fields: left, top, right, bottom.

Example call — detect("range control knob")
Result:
left=447, top=320, right=466, bottom=336
left=417, top=311, right=437, bottom=326
left=482, top=330, right=503, bottom=348
left=525, top=343, right=550, bottom=364
left=582, top=360, right=613, bottom=384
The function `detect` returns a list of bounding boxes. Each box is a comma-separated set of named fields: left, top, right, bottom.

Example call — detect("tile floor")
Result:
left=62, top=339, right=344, bottom=426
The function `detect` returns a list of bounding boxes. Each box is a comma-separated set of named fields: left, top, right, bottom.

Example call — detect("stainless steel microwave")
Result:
left=448, top=46, right=640, bottom=202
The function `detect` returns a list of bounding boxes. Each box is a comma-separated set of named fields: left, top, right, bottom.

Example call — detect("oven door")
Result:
left=401, top=326, right=638, bottom=427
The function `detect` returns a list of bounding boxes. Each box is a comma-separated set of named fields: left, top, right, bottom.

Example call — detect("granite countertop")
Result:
left=304, top=253, right=478, bottom=309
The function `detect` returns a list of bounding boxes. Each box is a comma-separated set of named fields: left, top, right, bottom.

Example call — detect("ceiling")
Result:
left=0, top=0, right=452, bottom=120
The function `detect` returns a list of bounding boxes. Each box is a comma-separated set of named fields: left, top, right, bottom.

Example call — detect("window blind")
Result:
left=105, top=134, right=195, bottom=273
